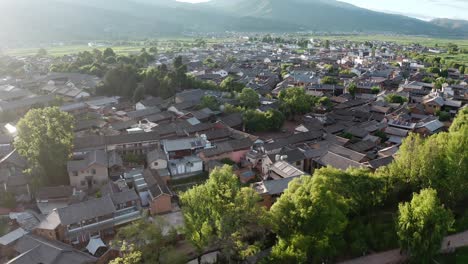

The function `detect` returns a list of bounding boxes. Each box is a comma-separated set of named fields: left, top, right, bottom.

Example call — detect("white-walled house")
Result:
left=67, top=150, right=109, bottom=190
left=146, top=149, right=168, bottom=170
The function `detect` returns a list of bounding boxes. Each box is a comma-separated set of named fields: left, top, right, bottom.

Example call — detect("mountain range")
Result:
left=0, top=0, right=466, bottom=43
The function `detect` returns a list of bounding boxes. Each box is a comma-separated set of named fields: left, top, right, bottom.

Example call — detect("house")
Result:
left=198, top=137, right=254, bottom=163
left=143, top=169, right=173, bottom=215
left=175, top=89, right=205, bottom=104
left=268, top=161, right=305, bottom=180
left=0, top=95, right=55, bottom=115
left=34, top=190, right=140, bottom=244
left=162, top=137, right=207, bottom=160
left=316, top=151, right=364, bottom=171
left=0, top=149, right=30, bottom=201
left=73, top=131, right=161, bottom=156
left=422, top=95, right=444, bottom=114
left=253, top=176, right=300, bottom=208
left=6, top=234, right=98, bottom=264
left=146, top=149, right=168, bottom=171
left=136, top=96, right=164, bottom=111
left=0, top=228, right=28, bottom=260
left=168, top=156, right=204, bottom=178
left=67, top=150, right=113, bottom=190
left=35, top=186, right=85, bottom=215
left=416, top=119, right=445, bottom=136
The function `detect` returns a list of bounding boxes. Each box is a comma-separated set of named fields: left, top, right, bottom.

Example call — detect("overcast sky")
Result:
left=176, top=0, right=468, bottom=21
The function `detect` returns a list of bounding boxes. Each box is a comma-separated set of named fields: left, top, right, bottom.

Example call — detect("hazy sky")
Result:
left=176, top=0, right=468, bottom=21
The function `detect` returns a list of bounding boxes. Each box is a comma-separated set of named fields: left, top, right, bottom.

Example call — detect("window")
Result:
left=154, top=161, right=159, bottom=167
left=73, top=171, right=78, bottom=176
left=91, top=169, right=96, bottom=175
left=80, top=180, right=86, bottom=186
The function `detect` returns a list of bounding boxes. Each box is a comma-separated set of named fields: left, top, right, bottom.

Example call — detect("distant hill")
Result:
left=0, top=0, right=464, bottom=43
left=430, top=18, right=468, bottom=34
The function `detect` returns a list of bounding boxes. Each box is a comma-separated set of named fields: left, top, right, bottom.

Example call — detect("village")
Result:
left=0, top=36, right=467, bottom=263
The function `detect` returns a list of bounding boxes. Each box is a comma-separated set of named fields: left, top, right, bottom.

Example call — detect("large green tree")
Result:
left=397, top=189, right=454, bottom=263
left=15, top=107, right=74, bottom=185
left=278, top=87, right=317, bottom=119
left=180, top=165, right=267, bottom=262
left=269, top=170, right=349, bottom=263
left=243, top=109, right=284, bottom=132
left=238, top=87, right=259, bottom=109
left=220, top=76, right=244, bottom=92
left=99, top=64, right=139, bottom=97
left=387, top=109, right=468, bottom=206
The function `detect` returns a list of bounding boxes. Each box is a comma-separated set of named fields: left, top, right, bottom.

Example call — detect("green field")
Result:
left=1, top=37, right=233, bottom=57
left=3, top=45, right=163, bottom=57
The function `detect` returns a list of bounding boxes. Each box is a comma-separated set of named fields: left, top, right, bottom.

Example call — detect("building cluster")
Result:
left=0, top=38, right=467, bottom=263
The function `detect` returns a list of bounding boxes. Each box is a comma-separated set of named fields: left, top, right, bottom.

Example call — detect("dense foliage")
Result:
left=15, top=107, right=74, bottom=185
left=180, top=166, right=269, bottom=262
left=397, top=188, right=454, bottom=263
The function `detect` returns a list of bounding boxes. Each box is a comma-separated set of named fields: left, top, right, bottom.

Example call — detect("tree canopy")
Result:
left=386, top=111, right=468, bottom=206
left=243, top=109, right=285, bottom=132
left=397, top=189, right=454, bottom=263
left=180, top=165, right=268, bottom=262
left=278, top=87, right=318, bottom=119
left=238, top=87, right=259, bottom=109
left=15, top=107, right=74, bottom=185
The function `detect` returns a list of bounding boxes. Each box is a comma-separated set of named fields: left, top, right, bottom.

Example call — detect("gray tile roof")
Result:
left=143, top=169, right=172, bottom=199
left=11, top=234, right=97, bottom=264
left=127, top=107, right=161, bottom=119
left=56, top=195, right=116, bottom=225
left=263, top=176, right=300, bottom=195
left=146, top=149, right=167, bottom=163
left=67, top=150, right=108, bottom=172
left=270, top=161, right=305, bottom=178
left=318, top=152, right=364, bottom=171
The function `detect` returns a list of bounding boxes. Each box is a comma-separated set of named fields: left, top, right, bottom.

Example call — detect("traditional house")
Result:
left=6, top=234, right=98, bottom=264
left=67, top=150, right=117, bottom=190
left=253, top=176, right=300, bottom=208
left=34, top=189, right=140, bottom=244
left=143, top=169, right=173, bottom=215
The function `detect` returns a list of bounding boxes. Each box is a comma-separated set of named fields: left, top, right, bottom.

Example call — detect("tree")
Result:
left=348, top=83, right=357, bottom=98
left=387, top=112, right=468, bottom=206
left=243, top=109, right=284, bottom=132
left=321, top=76, right=338, bottom=85
left=436, top=110, right=451, bottom=122
left=269, top=171, right=349, bottom=263
left=112, top=219, right=183, bottom=264
left=371, top=86, right=380, bottom=94
left=385, top=94, right=407, bottom=104
left=324, top=39, right=330, bottom=49
left=37, top=48, right=47, bottom=57
left=220, top=76, right=244, bottom=92
left=180, top=166, right=267, bottom=262
left=278, top=87, right=317, bottom=119
left=133, top=86, right=146, bottom=103
left=103, top=47, right=116, bottom=59
left=397, top=189, right=454, bottom=263
left=110, top=244, right=143, bottom=264
left=450, top=108, right=468, bottom=133
left=200, top=95, right=219, bottom=111
left=99, top=64, right=139, bottom=97
left=15, top=107, right=74, bottom=185
left=238, top=88, right=259, bottom=109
